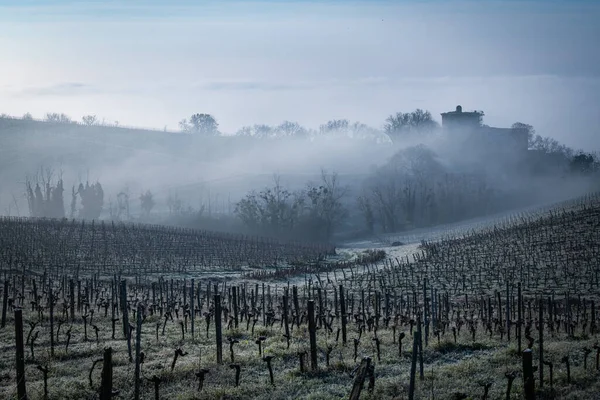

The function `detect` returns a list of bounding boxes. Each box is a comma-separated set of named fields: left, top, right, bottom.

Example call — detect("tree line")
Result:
left=5, top=109, right=598, bottom=158
left=234, top=171, right=347, bottom=242
left=11, top=108, right=600, bottom=242
left=25, top=168, right=104, bottom=220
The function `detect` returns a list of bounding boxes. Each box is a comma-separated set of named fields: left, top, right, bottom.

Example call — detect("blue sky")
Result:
left=1, top=0, right=599, bottom=148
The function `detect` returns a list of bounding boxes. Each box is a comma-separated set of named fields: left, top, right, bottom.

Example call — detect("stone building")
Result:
left=441, top=105, right=529, bottom=154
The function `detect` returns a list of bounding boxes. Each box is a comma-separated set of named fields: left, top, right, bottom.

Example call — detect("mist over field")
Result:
left=0, top=0, right=599, bottom=242
left=2, top=3, right=600, bottom=400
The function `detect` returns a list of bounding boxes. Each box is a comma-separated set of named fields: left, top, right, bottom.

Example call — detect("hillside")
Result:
left=0, top=116, right=389, bottom=220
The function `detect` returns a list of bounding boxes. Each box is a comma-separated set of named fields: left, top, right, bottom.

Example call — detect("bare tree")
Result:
left=384, top=109, right=439, bottom=142
left=140, top=190, right=155, bottom=218
left=25, top=167, right=65, bottom=219
left=116, top=190, right=130, bottom=220
left=356, top=193, right=374, bottom=233
left=180, top=114, right=219, bottom=135
left=236, top=175, right=316, bottom=239
left=305, top=169, right=348, bottom=241
left=45, top=113, right=72, bottom=123
left=274, top=121, right=308, bottom=138
left=76, top=181, right=104, bottom=220
left=511, top=122, right=535, bottom=146
left=319, top=119, right=349, bottom=136
left=82, top=115, right=98, bottom=126
left=361, top=145, right=496, bottom=232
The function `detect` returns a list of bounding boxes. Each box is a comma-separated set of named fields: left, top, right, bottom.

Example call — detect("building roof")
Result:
left=440, top=105, right=484, bottom=116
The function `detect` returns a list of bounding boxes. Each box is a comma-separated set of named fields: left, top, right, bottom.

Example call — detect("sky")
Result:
left=1, top=0, right=599, bottom=149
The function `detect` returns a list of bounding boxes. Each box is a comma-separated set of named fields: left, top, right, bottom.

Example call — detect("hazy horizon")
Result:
left=1, top=0, right=599, bottom=150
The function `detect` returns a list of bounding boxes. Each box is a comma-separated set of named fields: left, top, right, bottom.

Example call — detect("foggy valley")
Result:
left=1, top=1, right=599, bottom=399
left=1, top=105, right=598, bottom=243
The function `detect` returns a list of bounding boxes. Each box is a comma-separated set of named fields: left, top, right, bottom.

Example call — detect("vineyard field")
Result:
left=0, top=194, right=599, bottom=399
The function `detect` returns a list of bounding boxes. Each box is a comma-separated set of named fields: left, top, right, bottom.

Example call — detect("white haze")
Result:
left=0, top=0, right=598, bottom=226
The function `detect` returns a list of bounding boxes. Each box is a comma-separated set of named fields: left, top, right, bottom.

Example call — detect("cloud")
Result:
left=196, top=77, right=392, bottom=92
left=16, top=82, right=94, bottom=97
left=198, top=81, right=310, bottom=92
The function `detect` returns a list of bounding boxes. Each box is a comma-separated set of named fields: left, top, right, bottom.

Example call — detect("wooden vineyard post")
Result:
left=49, top=282, right=54, bottom=357
left=333, top=288, right=338, bottom=320
left=308, top=300, right=318, bottom=371
left=262, top=283, right=266, bottom=326
left=317, top=288, right=323, bottom=329
left=183, top=279, right=187, bottom=308
left=497, top=291, right=503, bottom=337
left=242, top=285, right=247, bottom=324
left=100, top=347, right=113, bottom=400
left=409, top=322, right=419, bottom=400
left=547, top=297, right=553, bottom=336
left=488, top=297, right=493, bottom=330
left=293, top=286, right=300, bottom=328
left=523, top=349, right=535, bottom=400
left=197, top=281, right=202, bottom=318
left=539, top=297, right=544, bottom=388
left=430, top=288, right=436, bottom=334
left=283, top=289, right=290, bottom=346
left=232, top=286, right=239, bottom=329
left=32, top=279, right=38, bottom=313
left=215, top=292, right=223, bottom=364
left=423, top=279, right=428, bottom=347
left=77, top=280, right=82, bottom=314
left=12, top=275, right=16, bottom=306
left=254, top=283, right=259, bottom=311
left=340, top=285, right=347, bottom=344
left=190, top=279, right=194, bottom=339
left=120, top=280, right=128, bottom=338
left=591, top=301, right=596, bottom=336
left=70, top=279, right=75, bottom=322
left=561, top=355, right=571, bottom=384
left=417, top=315, right=424, bottom=380
left=206, top=282, right=211, bottom=309
left=15, top=308, right=28, bottom=400
left=361, top=290, right=366, bottom=328
left=134, top=304, right=142, bottom=400
left=1, top=280, right=8, bottom=328
left=517, top=283, right=522, bottom=354
left=506, top=281, right=511, bottom=341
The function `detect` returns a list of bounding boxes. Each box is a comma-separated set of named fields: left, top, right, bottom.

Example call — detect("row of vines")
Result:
left=0, top=193, right=599, bottom=399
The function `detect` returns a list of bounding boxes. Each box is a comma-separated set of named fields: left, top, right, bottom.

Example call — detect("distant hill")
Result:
left=0, top=116, right=389, bottom=218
